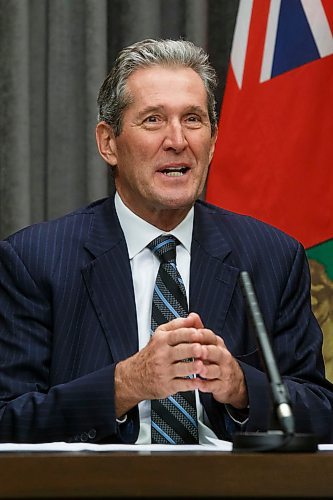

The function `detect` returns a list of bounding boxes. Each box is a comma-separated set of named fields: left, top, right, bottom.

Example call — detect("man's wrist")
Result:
left=114, top=359, right=142, bottom=419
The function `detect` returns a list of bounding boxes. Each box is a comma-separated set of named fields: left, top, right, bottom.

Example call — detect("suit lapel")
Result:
left=82, top=197, right=138, bottom=363
left=190, top=202, right=240, bottom=337
left=80, top=198, right=240, bottom=363
left=190, top=202, right=242, bottom=439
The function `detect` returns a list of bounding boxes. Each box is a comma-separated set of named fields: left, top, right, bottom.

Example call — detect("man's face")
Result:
left=107, top=66, right=216, bottom=229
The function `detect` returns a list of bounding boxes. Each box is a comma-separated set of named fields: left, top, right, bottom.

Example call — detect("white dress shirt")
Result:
left=115, top=192, right=219, bottom=444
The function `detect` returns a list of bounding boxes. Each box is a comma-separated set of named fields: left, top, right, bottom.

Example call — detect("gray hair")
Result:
left=97, top=38, right=218, bottom=136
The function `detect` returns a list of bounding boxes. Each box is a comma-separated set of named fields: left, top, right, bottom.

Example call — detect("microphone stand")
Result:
left=232, top=271, right=318, bottom=453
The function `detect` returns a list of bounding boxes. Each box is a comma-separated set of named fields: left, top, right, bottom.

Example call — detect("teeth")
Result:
left=164, top=171, right=184, bottom=177
left=162, top=166, right=188, bottom=177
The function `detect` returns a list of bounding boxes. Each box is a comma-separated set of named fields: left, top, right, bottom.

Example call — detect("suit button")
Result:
left=88, top=428, right=97, bottom=439
left=80, top=432, right=89, bottom=442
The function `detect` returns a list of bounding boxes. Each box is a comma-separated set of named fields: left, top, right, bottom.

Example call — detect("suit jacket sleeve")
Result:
left=238, top=241, right=333, bottom=442
left=0, top=236, right=138, bottom=443
left=240, top=240, right=332, bottom=441
left=191, top=202, right=333, bottom=444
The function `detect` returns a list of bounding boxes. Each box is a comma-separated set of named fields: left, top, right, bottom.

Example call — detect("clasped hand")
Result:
left=115, top=312, right=248, bottom=418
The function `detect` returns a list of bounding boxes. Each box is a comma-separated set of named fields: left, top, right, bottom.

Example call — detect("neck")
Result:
left=148, top=208, right=190, bottom=231
left=116, top=193, right=192, bottom=231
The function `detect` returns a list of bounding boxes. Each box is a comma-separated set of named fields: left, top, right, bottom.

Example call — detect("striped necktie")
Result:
left=148, top=235, right=199, bottom=444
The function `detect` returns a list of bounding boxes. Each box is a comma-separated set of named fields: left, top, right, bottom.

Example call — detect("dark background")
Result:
left=0, top=0, right=239, bottom=238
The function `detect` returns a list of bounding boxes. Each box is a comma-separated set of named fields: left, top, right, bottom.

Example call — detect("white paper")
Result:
left=1, top=439, right=331, bottom=453
left=318, top=444, right=333, bottom=451
left=0, top=436, right=232, bottom=453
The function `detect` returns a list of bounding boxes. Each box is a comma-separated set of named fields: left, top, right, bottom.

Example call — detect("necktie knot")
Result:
left=147, top=234, right=177, bottom=264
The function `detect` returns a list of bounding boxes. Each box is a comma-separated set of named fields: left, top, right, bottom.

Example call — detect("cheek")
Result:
left=192, top=134, right=214, bottom=160
left=196, top=146, right=213, bottom=172
left=135, top=136, right=161, bottom=160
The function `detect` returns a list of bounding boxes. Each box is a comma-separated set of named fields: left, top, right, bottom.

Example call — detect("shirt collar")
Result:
left=115, top=192, right=194, bottom=259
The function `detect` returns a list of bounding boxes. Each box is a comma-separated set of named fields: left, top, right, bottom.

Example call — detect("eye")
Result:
left=142, top=115, right=163, bottom=129
left=145, top=116, right=159, bottom=122
left=185, top=114, right=202, bottom=127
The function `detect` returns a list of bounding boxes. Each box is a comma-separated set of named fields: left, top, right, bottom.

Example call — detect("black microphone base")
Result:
left=232, top=430, right=318, bottom=453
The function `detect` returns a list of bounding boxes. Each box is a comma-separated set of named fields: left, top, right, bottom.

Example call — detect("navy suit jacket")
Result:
left=0, top=196, right=332, bottom=443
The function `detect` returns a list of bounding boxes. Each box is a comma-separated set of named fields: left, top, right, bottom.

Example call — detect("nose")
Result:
left=162, top=121, right=188, bottom=153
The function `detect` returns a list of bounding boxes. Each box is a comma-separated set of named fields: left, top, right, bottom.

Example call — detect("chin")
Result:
left=158, top=194, right=196, bottom=209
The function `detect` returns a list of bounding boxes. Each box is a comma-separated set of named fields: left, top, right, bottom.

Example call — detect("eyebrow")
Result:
left=137, top=105, right=209, bottom=119
left=136, top=106, right=165, bottom=119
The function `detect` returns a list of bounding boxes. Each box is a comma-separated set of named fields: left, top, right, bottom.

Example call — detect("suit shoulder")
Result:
left=5, top=198, right=109, bottom=245
left=2, top=197, right=113, bottom=267
left=195, top=199, right=301, bottom=249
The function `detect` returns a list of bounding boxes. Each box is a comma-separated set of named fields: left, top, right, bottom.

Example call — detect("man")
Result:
left=0, top=39, right=332, bottom=444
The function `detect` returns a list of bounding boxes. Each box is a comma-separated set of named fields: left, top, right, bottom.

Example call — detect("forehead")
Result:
left=125, top=65, right=208, bottom=111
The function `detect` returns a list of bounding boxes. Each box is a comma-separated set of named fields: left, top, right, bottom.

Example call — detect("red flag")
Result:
left=206, top=0, right=333, bottom=380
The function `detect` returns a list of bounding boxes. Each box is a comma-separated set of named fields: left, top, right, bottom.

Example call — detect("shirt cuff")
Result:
left=116, top=414, right=128, bottom=424
left=225, top=404, right=249, bottom=427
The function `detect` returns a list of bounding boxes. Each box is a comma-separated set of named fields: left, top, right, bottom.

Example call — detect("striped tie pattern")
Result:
left=148, top=235, right=199, bottom=444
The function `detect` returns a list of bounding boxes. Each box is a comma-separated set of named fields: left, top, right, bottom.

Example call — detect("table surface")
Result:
left=1, top=450, right=333, bottom=498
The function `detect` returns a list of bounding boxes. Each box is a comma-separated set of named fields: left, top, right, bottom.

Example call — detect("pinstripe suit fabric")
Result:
left=0, top=196, right=332, bottom=443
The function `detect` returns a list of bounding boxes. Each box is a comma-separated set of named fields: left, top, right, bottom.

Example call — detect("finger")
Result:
left=187, top=311, right=204, bottom=328
left=197, top=344, right=238, bottom=379
left=156, top=327, right=199, bottom=346
left=168, top=341, right=203, bottom=362
left=198, top=343, right=226, bottom=363
left=190, top=328, right=222, bottom=346
left=196, top=362, right=248, bottom=408
left=168, top=377, right=201, bottom=395
left=196, top=377, right=220, bottom=394
left=161, top=328, right=221, bottom=351
left=170, top=357, right=204, bottom=378
left=197, top=361, right=221, bottom=380
left=157, top=313, right=202, bottom=333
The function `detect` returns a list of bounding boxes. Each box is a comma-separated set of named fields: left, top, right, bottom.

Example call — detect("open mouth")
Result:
left=160, top=166, right=190, bottom=177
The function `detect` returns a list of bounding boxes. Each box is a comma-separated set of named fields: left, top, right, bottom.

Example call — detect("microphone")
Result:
left=232, top=271, right=317, bottom=453
left=240, top=271, right=295, bottom=435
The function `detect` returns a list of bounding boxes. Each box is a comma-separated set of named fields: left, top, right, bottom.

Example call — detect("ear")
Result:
left=208, top=128, right=218, bottom=164
left=95, top=121, right=118, bottom=166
